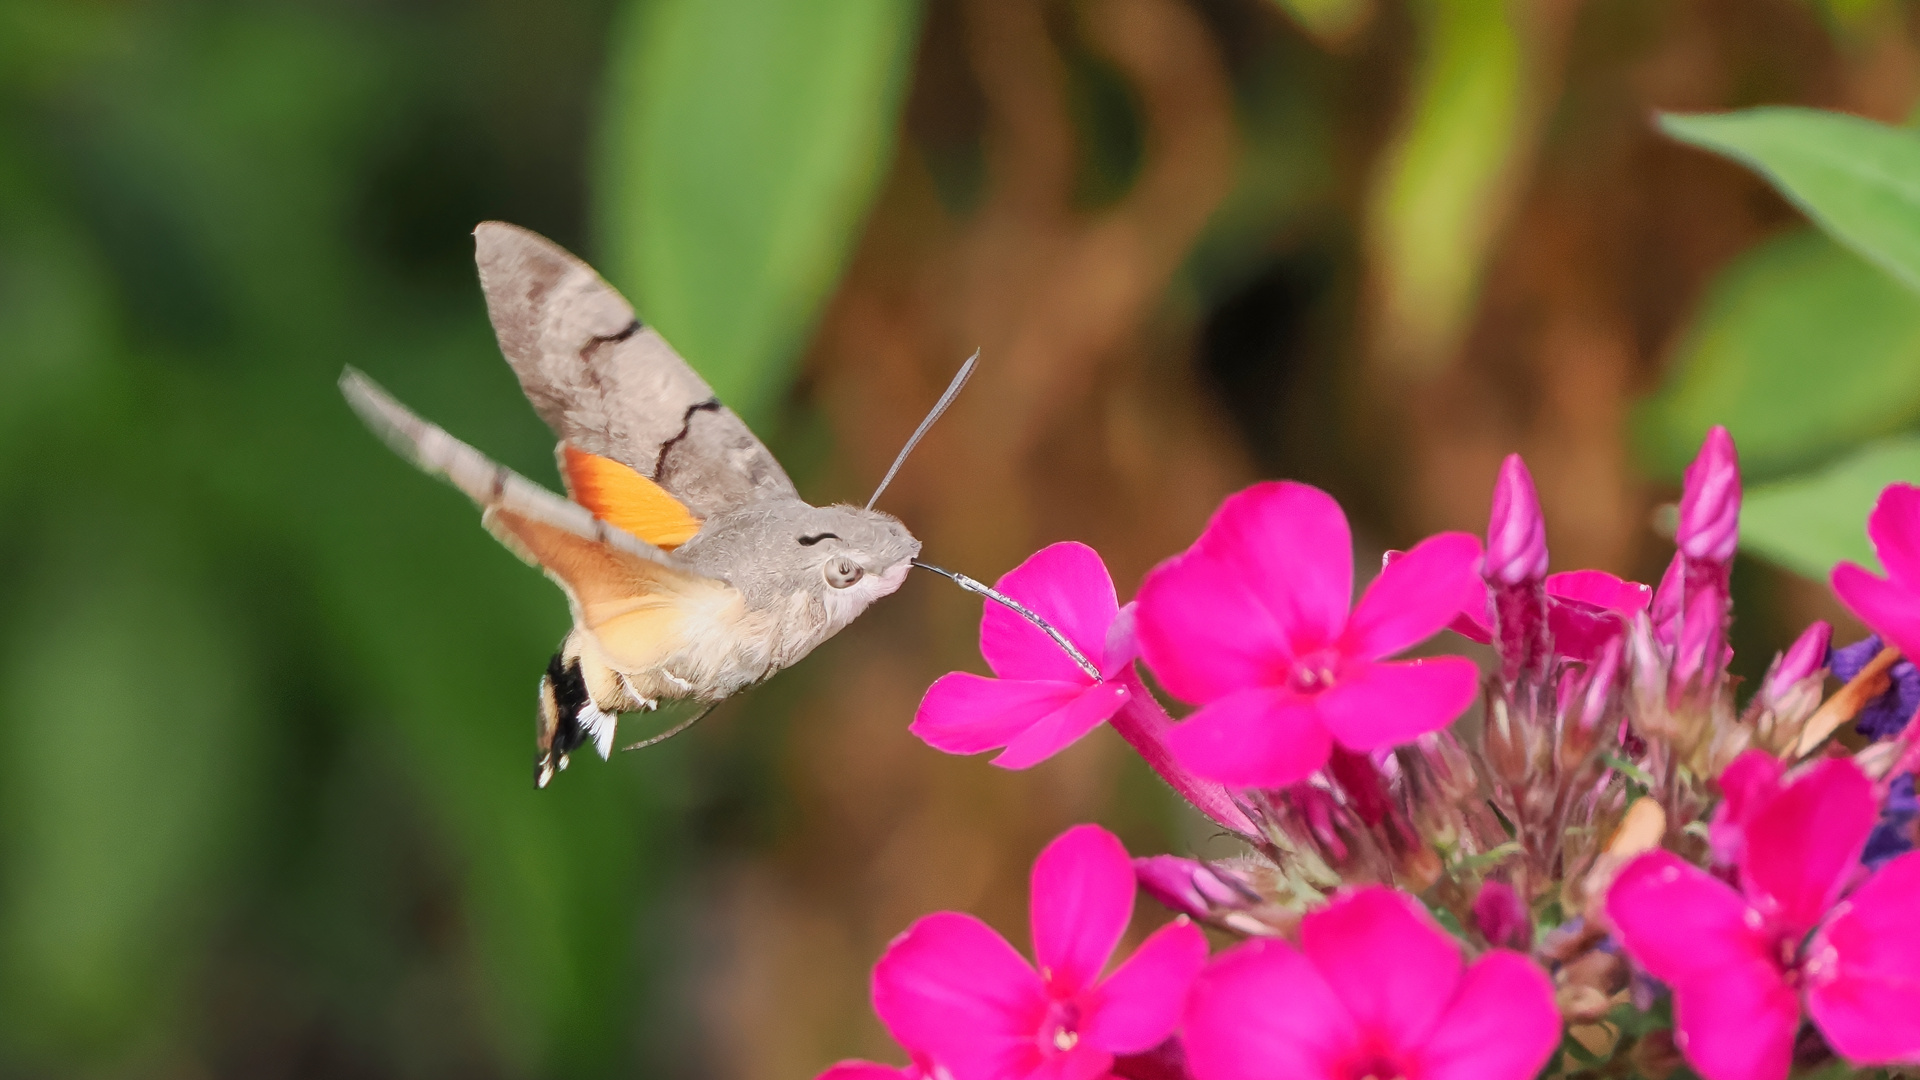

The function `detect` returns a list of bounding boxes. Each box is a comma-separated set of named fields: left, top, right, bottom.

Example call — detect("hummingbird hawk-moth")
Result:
left=344, top=222, right=929, bottom=787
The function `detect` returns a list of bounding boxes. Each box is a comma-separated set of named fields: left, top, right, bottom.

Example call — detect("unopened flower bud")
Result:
left=1650, top=552, right=1683, bottom=647
left=1579, top=634, right=1624, bottom=732
left=1487, top=454, right=1549, bottom=585
left=1671, top=586, right=1726, bottom=691
left=1471, top=880, right=1532, bottom=950
left=1677, top=426, right=1741, bottom=564
left=1765, top=620, right=1831, bottom=701
left=1133, top=855, right=1260, bottom=921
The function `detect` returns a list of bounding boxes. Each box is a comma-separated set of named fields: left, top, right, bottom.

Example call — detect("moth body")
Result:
left=343, top=222, right=920, bottom=788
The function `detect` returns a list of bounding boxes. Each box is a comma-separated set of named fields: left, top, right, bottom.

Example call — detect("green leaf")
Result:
left=1660, top=108, right=1920, bottom=294
left=1741, top=434, right=1920, bottom=579
left=598, top=0, right=921, bottom=425
left=1634, top=230, right=1920, bottom=480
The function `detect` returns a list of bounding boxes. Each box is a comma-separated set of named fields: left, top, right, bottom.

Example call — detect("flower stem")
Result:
left=1111, top=669, right=1259, bottom=838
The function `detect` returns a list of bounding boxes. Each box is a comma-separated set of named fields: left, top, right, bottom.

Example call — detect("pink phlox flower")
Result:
left=1446, top=567, right=1651, bottom=661
left=871, top=825, right=1210, bottom=1080
left=1833, top=482, right=1920, bottom=664
left=1183, top=886, right=1560, bottom=1080
left=913, top=542, right=1134, bottom=769
left=1607, top=751, right=1920, bottom=1080
left=1135, top=482, right=1485, bottom=789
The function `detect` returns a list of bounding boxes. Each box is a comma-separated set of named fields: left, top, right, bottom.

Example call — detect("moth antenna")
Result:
left=619, top=702, right=719, bottom=752
left=911, top=560, right=1103, bottom=681
left=866, top=350, right=979, bottom=511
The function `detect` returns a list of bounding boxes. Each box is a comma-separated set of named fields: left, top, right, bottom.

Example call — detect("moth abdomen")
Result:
left=534, top=647, right=616, bottom=789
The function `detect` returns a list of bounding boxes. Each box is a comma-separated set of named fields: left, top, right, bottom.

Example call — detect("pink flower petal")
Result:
left=1547, top=569, right=1651, bottom=614
left=1183, top=939, right=1359, bottom=1080
left=1299, top=887, right=1462, bottom=1049
left=1136, top=542, right=1291, bottom=704
left=912, top=674, right=1085, bottom=756
left=991, top=682, right=1131, bottom=770
left=1196, top=482, right=1353, bottom=651
left=1832, top=562, right=1920, bottom=662
left=1397, top=549, right=1491, bottom=643
left=1030, top=825, right=1135, bottom=997
left=1670, top=962, right=1801, bottom=1080
left=983, top=542, right=1120, bottom=684
left=1710, top=750, right=1786, bottom=867
left=817, top=1063, right=915, bottom=1080
left=1606, top=851, right=1772, bottom=986
left=1546, top=602, right=1628, bottom=662
left=1805, top=851, right=1920, bottom=1064
left=1344, top=531, right=1484, bottom=660
left=1082, top=919, right=1210, bottom=1054
left=1448, top=603, right=1493, bottom=644
left=1543, top=570, right=1650, bottom=661
left=1866, top=482, right=1920, bottom=586
left=1314, top=658, right=1480, bottom=752
left=1416, top=951, right=1561, bottom=1080
left=871, top=912, right=1046, bottom=1079
left=1101, top=602, right=1140, bottom=680
left=1742, top=758, right=1876, bottom=938
left=1163, top=688, right=1333, bottom=789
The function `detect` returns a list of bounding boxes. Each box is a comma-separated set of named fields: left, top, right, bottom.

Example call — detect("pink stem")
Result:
left=1111, top=668, right=1259, bottom=838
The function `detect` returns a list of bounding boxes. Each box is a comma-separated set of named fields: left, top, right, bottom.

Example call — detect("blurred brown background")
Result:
left=1, top=0, right=1908, bottom=1077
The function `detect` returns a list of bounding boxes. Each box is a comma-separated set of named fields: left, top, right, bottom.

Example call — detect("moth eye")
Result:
left=825, top=557, right=864, bottom=589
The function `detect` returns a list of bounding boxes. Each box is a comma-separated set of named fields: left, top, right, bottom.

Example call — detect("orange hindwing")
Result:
left=560, top=445, right=703, bottom=549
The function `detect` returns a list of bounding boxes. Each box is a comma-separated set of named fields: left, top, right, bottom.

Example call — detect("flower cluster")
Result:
left=821, top=428, right=1920, bottom=1080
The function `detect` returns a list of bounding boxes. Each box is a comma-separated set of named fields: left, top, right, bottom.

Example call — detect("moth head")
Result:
left=783, top=504, right=920, bottom=617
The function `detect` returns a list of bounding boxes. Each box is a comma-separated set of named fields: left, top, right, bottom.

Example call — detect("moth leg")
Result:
left=617, top=673, right=657, bottom=713
left=661, top=670, right=694, bottom=695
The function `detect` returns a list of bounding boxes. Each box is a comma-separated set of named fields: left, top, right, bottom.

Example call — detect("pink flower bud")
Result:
left=1487, top=454, right=1549, bottom=585
left=1765, top=620, right=1832, bottom=700
left=1677, top=426, right=1741, bottom=564
left=1671, top=584, right=1727, bottom=690
left=1471, top=879, right=1532, bottom=950
left=1571, top=633, right=1624, bottom=733
left=1132, top=855, right=1259, bottom=921
left=1649, top=552, right=1683, bottom=647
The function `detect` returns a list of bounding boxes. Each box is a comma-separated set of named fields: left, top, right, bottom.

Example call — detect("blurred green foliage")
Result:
left=1641, top=109, right=1920, bottom=580
left=1743, top=436, right=1920, bottom=579
left=0, top=0, right=906, bottom=1074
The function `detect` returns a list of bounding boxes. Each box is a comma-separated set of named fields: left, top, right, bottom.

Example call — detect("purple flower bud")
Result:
left=1765, top=620, right=1832, bottom=700
left=1487, top=454, right=1549, bottom=585
left=1470, top=880, right=1532, bottom=950
left=1677, top=426, right=1741, bottom=564
left=1132, top=856, right=1259, bottom=921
